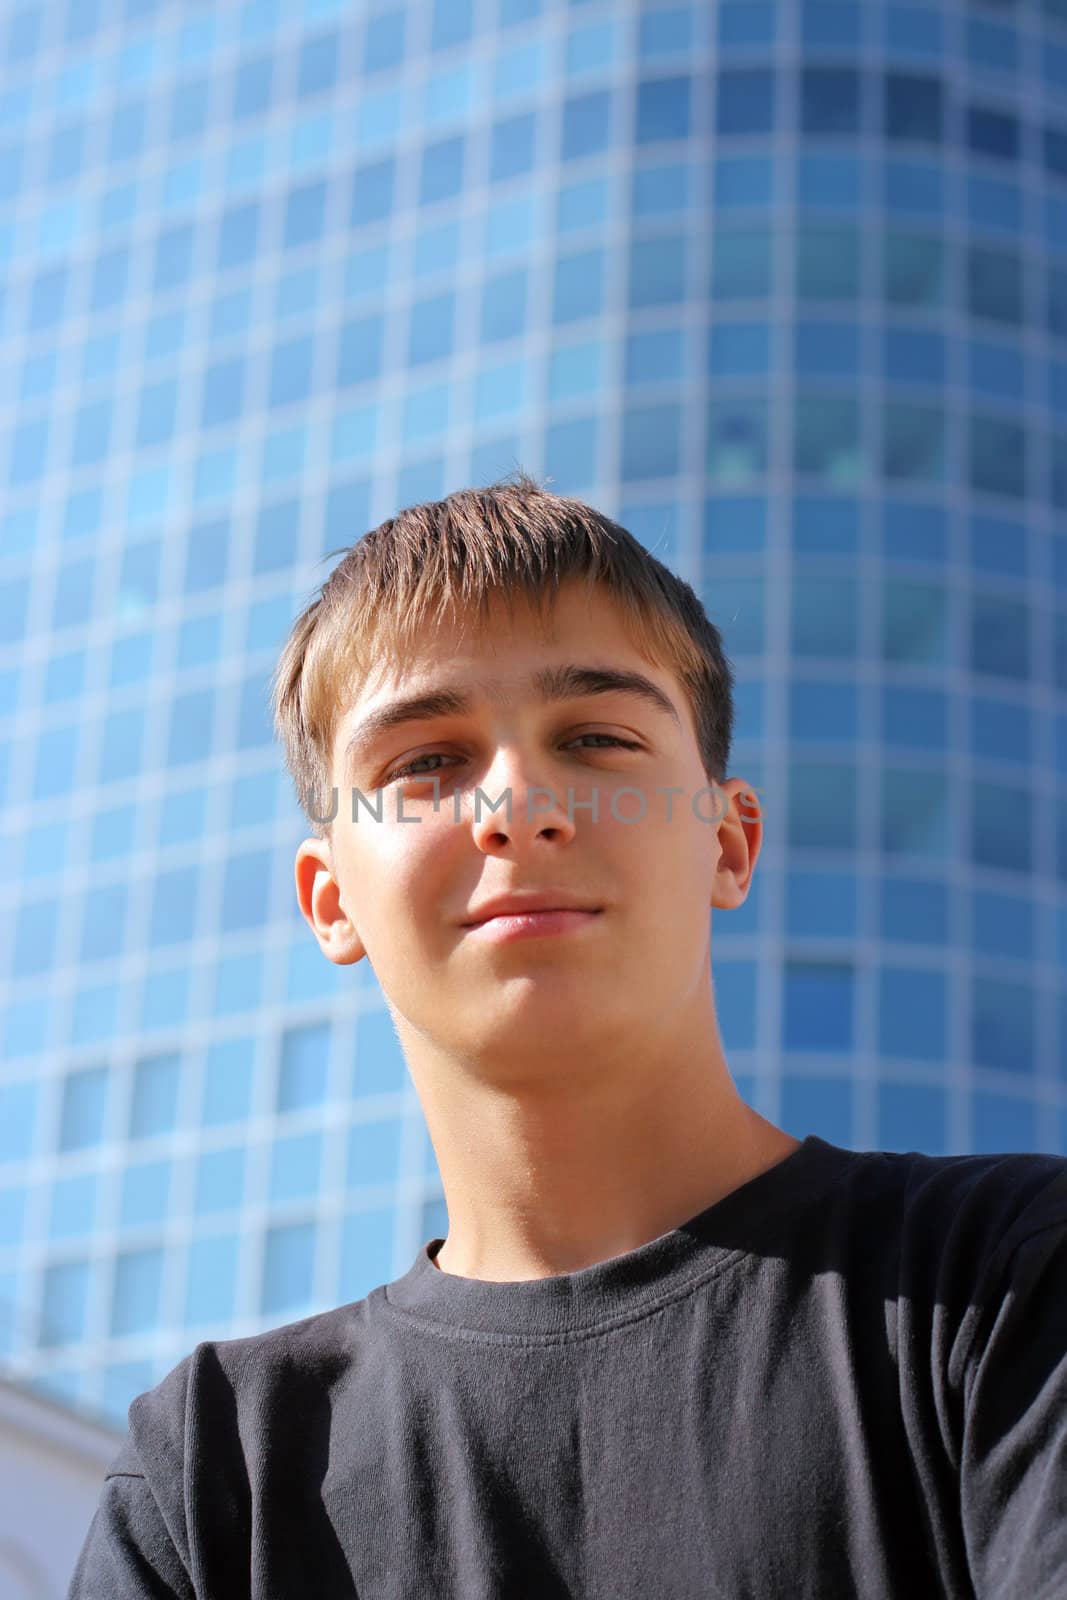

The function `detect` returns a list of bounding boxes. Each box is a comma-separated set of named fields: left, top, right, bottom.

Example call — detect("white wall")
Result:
left=0, top=1377, right=122, bottom=1600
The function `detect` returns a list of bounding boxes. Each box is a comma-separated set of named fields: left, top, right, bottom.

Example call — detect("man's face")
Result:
left=300, top=581, right=759, bottom=1075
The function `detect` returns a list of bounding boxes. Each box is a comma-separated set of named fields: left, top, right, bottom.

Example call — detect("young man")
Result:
left=71, top=475, right=1067, bottom=1598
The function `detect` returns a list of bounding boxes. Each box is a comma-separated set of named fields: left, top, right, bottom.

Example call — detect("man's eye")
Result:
left=387, top=752, right=456, bottom=781
left=566, top=734, right=640, bottom=752
left=385, top=734, right=641, bottom=784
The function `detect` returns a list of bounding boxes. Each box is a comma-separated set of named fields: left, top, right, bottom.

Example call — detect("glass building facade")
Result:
left=1, top=0, right=1066, bottom=1424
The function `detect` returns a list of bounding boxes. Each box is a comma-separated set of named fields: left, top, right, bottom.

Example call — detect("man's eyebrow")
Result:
left=343, top=664, right=682, bottom=775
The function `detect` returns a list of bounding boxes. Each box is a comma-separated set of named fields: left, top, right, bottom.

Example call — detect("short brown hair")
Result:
left=270, top=470, right=735, bottom=840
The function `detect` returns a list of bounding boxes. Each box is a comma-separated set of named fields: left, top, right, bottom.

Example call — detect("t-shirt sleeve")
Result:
left=960, top=1216, right=1067, bottom=1599
left=67, top=1465, right=194, bottom=1599
left=67, top=1361, right=196, bottom=1600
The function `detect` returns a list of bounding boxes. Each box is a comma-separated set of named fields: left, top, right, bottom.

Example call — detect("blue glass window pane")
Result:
left=59, top=1066, right=108, bottom=1151
left=0, top=1081, right=37, bottom=1161
left=880, top=876, right=949, bottom=945
left=885, top=73, right=942, bottom=142
left=213, top=953, right=264, bottom=1016
left=717, top=69, right=774, bottom=135
left=791, top=574, right=857, bottom=656
left=270, top=1131, right=323, bottom=1203
left=713, top=225, right=771, bottom=300
left=28, top=265, right=67, bottom=329
left=712, top=959, right=757, bottom=1048
left=785, top=870, right=857, bottom=937
left=298, top=31, right=338, bottom=96
left=621, top=402, right=681, bottom=480
left=185, top=1235, right=239, bottom=1324
left=972, top=781, right=1030, bottom=874
left=789, top=680, right=857, bottom=741
left=702, top=575, right=764, bottom=655
left=968, top=244, right=1023, bottom=325
left=194, top=1147, right=246, bottom=1214
left=969, top=413, right=1025, bottom=499
left=561, top=90, right=611, bottom=159
left=183, top=519, right=229, bottom=593
left=706, top=397, right=769, bottom=483
left=283, top=179, right=326, bottom=248
left=169, top=78, right=209, bottom=140
left=419, top=136, right=464, bottom=203
left=158, top=790, right=205, bottom=850
left=408, top=293, right=454, bottom=363
left=201, top=359, right=245, bottom=428
left=783, top=962, right=853, bottom=1051
left=480, top=271, right=527, bottom=342
left=971, top=694, right=1029, bottom=767
left=364, top=11, right=405, bottom=72
left=879, top=967, right=945, bottom=1058
left=882, top=685, right=947, bottom=751
left=970, top=592, right=1028, bottom=680
left=111, top=1248, right=163, bottom=1336
left=71, top=400, right=112, bottom=468
left=718, top=3, right=774, bottom=48
left=135, top=378, right=178, bottom=449
left=635, top=76, right=690, bottom=142
left=336, top=315, right=383, bottom=386
left=120, top=1160, right=170, bottom=1226
left=148, top=864, right=198, bottom=948
left=237, top=669, right=274, bottom=749
left=796, top=224, right=860, bottom=300
left=877, top=1081, right=946, bottom=1154
left=202, top=1037, right=255, bottom=1126
left=217, top=200, right=259, bottom=269
left=268, top=336, right=314, bottom=409
left=628, top=235, right=685, bottom=307
left=632, top=161, right=688, bottom=217
left=80, top=882, right=127, bottom=962
left=628, top=328, right=684, bottom=383
left=800, top=67, right=861, bottom=135
left=972, top=1089, right=1039, bottom=1154
left=490, top=113, right=536, bottom=181
left=40, top=1260, right=89, bottom=1347
left=349, top=159, right=394, bottom=224
left=796, top=322, right=861, bottom=377
left=90, top=802, right=136, bottom=864
left=544, top=416, right=598, bottom=492
left=232, top=55, right=273, bottom=119
left=167, top=688, right=215, bottom=766
left=703, top=496, right=767, bottom=554
left=89, top=246, right=129, bottom=311
left=883, top=327, right=944, bottom=384
left=49, top=1174, right=96, bottom=1241
left=882, top=579, right=947, bottom=662
left=9, top=419, right=49, bottom=486
left=882, top=768, right=948, bottom=857
left=278, top=1022, right=330, bottom=1111
left=261, top=1221, right=315, bottom=1314
left=788, top=761, right=857, bottom=850
left=967, top=106, right=1019, bottom=163
left=347, top=1116, right=403, bottom=1186
left=44, top=649, right=84, bottom=702
left=432, top=0, right=472, bottom=49
left=803, top=0, right=861, bottom=48
left=553, top=249, right=604, bottom=322
left=152, top=225, right=194, bottom=292
left=220, top=850, right=271, bottom=934
left=972, top=888, right=1033, bottom=960
left=972, top=976, right=1035, bottom=1075
left=32, top=727, right=78, bottom=800
left=129, top=1053, right=180, bottom=1138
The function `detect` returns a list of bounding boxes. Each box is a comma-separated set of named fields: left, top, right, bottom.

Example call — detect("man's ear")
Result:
left=294, top=838, right=366, bottom=965
left=710, top=778, right=763, bottom=911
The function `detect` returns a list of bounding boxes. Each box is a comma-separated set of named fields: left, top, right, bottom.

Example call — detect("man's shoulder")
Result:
left=115, top=1295, right=381, bottom=1479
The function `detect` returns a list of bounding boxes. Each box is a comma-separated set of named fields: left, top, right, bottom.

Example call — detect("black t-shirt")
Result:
left=68, top=1134, right=1067, bottom=1599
